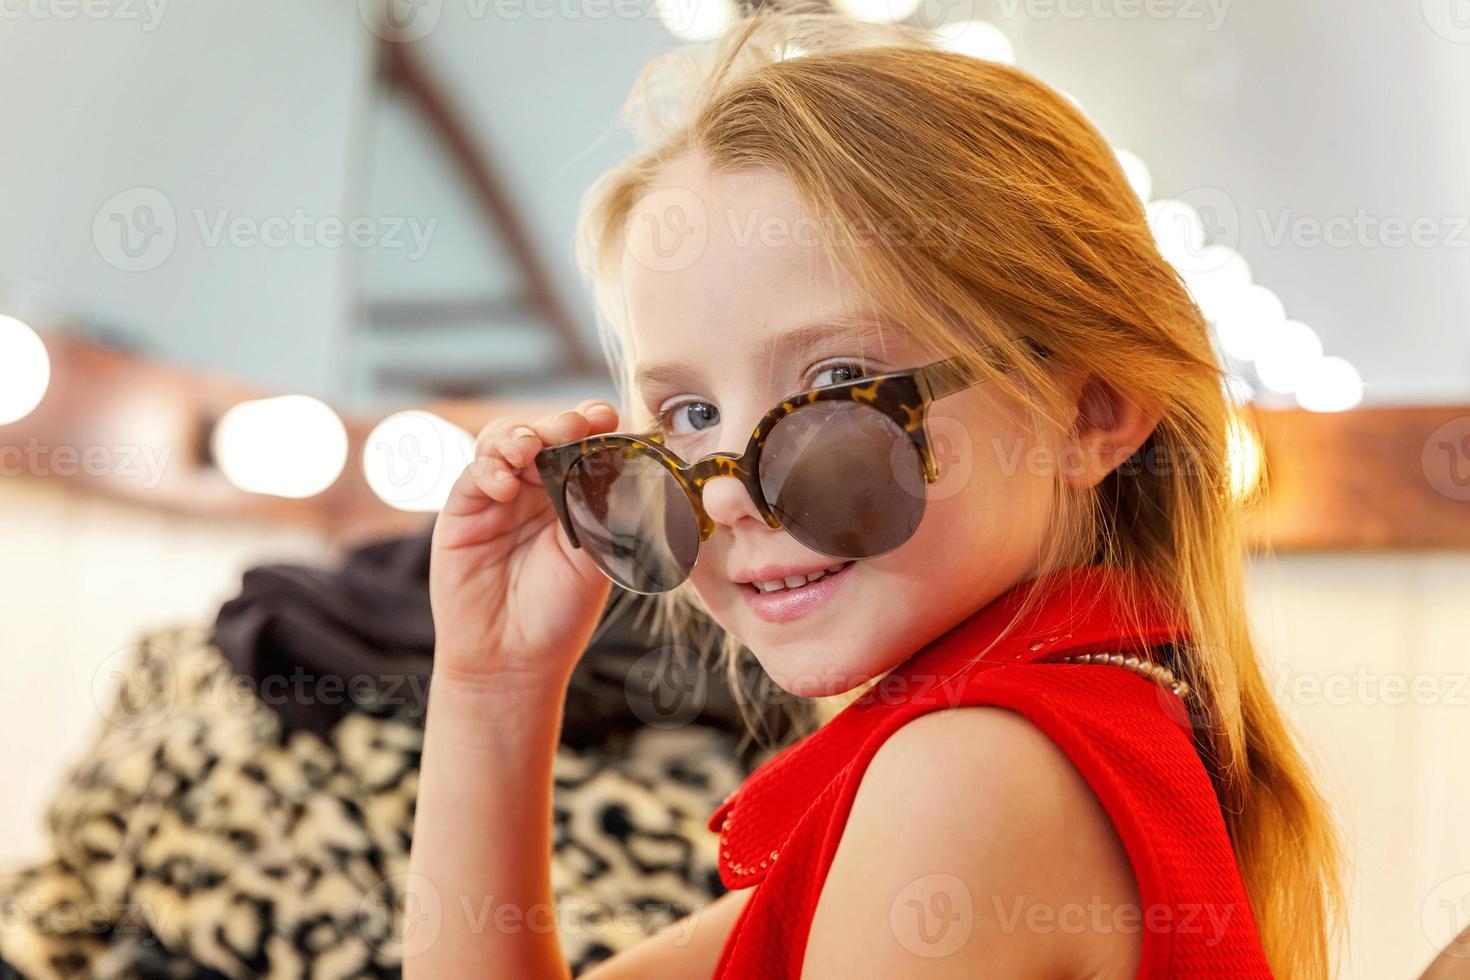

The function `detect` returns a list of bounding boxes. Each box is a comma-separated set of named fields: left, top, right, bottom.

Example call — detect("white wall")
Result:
left=0, top=478, right=328, bottom=863
left=0, top=2, right=374, bottom=400
left=1246, top=553, right=1470, bottom=977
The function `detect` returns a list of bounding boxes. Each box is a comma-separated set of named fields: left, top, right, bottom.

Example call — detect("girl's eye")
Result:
left=811, top=362, right=867, bottom=388
left=655, top=362, right=868, bottom=437
left=658, top=401, right=719, bottom=437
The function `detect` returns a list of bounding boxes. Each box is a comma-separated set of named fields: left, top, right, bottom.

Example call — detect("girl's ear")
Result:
left=1061, top=373, right=1162, bottom=491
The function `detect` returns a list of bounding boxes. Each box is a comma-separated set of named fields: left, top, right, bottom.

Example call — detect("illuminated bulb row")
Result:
left=0, top=310, right=473, bottom=509
left=921, top=12, right=1362, bottom=415
left=916, top=19, right=1359, bottom=413
left=212, top=403, right=474, bottom=511
left=653, top=0, right=1021, bottom=63
left=1144, top=197, right=1364, bottom=413
left=655, top=0, right=944, bottom=38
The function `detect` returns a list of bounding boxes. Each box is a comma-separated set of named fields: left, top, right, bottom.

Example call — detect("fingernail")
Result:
left=509, top=425, right=536, bottom=440
left=553, top=409, right=579, bottom=422
left=580, top=400, right=613, bottom=414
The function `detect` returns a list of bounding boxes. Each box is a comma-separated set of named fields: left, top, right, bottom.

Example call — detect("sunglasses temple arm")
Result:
left=917, top=339, right=1051, bottom=401
left=916, top=359, right=976, bottom=402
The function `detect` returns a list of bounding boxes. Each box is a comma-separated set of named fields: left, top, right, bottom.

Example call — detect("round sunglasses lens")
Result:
left=760, top=401, right=926, bottom=559
left=565, top=446, right=699, bottom=594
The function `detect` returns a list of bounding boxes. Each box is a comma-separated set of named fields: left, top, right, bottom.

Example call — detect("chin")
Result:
left=759, top=650, right=894, bottom=699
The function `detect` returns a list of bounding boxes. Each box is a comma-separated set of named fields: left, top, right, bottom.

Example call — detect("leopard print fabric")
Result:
left=0, top=627, right=762, bottom=979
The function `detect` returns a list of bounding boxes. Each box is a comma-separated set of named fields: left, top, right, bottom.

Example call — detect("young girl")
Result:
left=408, top=8, right=1342, bottom=977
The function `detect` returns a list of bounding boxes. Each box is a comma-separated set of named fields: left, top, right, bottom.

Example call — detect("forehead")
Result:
left=620, top=156, right=891, bottom=367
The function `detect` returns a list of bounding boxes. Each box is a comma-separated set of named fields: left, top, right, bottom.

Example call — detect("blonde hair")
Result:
left=573, top=6, right=1343, bottom=975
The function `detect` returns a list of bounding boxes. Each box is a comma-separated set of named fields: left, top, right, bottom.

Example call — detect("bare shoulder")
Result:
left=801, top=706, right=1141, bottom=979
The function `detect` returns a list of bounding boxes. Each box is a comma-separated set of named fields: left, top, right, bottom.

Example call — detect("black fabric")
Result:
left=211, top=523, right=801, bottom=750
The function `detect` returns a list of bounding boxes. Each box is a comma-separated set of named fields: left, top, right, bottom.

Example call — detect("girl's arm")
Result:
left=409, top=667, right=752, bottom=979
left=406, top=667, right=573, bottom=978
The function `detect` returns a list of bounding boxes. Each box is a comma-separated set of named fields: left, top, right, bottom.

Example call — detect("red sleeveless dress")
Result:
left=707, top=564, right=1273, bottom=978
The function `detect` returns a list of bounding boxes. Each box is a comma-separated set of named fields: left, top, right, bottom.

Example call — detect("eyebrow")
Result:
left=633, top=312, right=894, bottom=392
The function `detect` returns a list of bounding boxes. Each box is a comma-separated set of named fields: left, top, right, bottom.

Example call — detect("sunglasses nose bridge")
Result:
left=686, top=451, right=781, bottom=537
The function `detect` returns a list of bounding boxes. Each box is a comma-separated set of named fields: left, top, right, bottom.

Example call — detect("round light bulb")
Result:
left=212, top=395, right=348, bottom=498
left=0, top=315, right=51, bottom=425
left=932, top=20, right=1015, bottom=64
left=362, top=410, right=475, bottom=513
left=1180, top=244, right=1251, bottom=300
left=1254, top=319, right=1324, bottom=394
left=1295, top=356, right=1364, bottom=412
left=1112, top=147, right=1153, bottom=203
left=1147, top=199, right=1207, bottom=269
left=655, top=0, right=735, bottom=41
left=832, top=0, right=921, bottom=23
left=1207, top=284, right=1287, bottom=363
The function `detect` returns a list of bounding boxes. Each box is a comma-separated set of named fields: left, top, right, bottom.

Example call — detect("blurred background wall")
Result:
left=1, top=1, right=1468, bottom=976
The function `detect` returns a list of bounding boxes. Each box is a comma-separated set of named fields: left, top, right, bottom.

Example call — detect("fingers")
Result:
left=465, top=400, right=621, bottom=505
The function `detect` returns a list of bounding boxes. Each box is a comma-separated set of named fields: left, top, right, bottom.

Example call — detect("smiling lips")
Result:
left=741, top=560, right=857, bottom=623
left=746, top=560, right=853, bottom=594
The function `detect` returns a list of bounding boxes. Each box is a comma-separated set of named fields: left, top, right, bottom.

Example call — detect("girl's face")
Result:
left=621, top=155, right=1058, bottom=696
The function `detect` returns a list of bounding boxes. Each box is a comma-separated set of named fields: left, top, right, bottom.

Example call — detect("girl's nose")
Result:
left=700, top=470, right=769, bottom=536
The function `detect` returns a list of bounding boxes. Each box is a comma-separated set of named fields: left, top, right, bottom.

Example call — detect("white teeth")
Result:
left=752, top=561, right=851, bottom=593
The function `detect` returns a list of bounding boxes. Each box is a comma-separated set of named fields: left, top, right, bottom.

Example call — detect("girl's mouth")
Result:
left=742, top=560, right=856, bottom=624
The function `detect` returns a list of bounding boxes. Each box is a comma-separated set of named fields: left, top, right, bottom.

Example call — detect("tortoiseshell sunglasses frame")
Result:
left=534, top=341, right=1043, bottom=556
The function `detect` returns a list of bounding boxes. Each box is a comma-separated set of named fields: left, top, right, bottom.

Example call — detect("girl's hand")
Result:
left=429, top=400, right=620, bottom=690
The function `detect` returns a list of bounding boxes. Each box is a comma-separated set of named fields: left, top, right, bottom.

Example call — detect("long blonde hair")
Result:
left=573, top=6, right=1343, bottom=974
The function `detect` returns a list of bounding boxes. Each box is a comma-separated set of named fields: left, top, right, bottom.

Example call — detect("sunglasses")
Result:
left=534, top=341, right=1043, bottom=595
